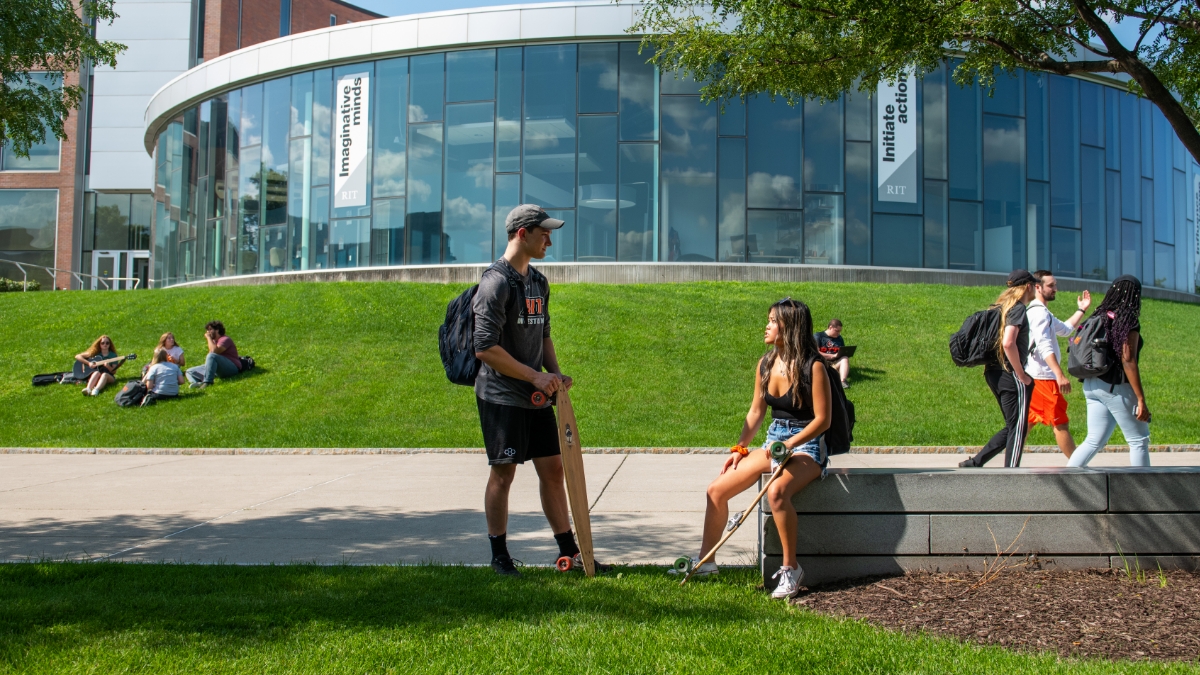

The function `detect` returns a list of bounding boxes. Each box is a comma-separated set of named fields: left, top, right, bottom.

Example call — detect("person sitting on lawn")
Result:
left=142, top=332, right=185, bottom=375
left=186, top=321, right=241, bottom=389
left=141, top=347, right=184, bottom=405
left=815, top=318, right=851, bottom=389
left=76, top=335, right=122, bottom=397
left=673, top=297, right=832, bottom=600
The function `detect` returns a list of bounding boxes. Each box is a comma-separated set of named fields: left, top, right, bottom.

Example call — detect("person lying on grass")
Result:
left=673, top=297, right=831, bottom=599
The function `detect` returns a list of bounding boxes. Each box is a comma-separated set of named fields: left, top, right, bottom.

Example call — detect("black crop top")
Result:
left=764, top=387, right=814, bottom=422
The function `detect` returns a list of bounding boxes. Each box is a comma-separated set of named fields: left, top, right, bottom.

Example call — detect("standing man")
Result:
left=473, top=204, right=580, bottom=577
left=1025, top=270, right=1092, bottom=458
left=959, top=270, right=1037, bottom=468
left=815, top=318, right=850, bottom=388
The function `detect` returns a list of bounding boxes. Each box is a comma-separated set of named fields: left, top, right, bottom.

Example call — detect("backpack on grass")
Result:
left=114, top=380, right=147, bottom=407
left=949, top=308, right=1001, bottom=368
left=438, top=261, right=535, bottom=386
left=1067, top=315, right=1115, bottom=380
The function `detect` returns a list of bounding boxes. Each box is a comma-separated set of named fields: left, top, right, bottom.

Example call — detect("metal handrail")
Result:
left=0, top=258, right=143, bottom=291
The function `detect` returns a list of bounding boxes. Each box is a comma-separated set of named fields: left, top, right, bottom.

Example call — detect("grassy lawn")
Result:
left=0, top=563, right=1194, bottom=674
left=1, top=281, right=1197, bottom=448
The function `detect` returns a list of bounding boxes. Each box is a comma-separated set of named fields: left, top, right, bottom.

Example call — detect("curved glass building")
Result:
left=143, top=2, right=1198, bottom=291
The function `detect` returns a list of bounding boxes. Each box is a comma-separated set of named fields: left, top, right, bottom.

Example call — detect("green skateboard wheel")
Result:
left=769, top=441, right=791, bottom=462
left=673, top=556, right=692, bottom=573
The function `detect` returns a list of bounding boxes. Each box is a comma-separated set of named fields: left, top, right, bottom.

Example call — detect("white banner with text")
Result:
left=334, top=71, right=370, bottom=208
left=877, top=73, right=917, bottom=203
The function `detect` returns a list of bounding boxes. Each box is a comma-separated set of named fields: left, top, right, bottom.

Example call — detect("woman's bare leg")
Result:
left=92, top=373, right=115, bottom=395
left=86, top=372, right=104, bottom=391
left=700, top=450, right=772, bottom=560
left=766, top=456, right=823, bottom=569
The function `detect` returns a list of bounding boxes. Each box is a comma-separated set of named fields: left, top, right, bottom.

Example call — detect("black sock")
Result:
left=489, top=533, right=509, bottom=560
left=554, top=530, right=580, bottom=558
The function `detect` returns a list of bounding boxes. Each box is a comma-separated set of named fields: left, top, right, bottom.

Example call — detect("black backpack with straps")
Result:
left=438, top=261, right=534, bottom=386
left=760, top=358, right=856, bottom=455
left=949, top=307, right=1001, bottom=368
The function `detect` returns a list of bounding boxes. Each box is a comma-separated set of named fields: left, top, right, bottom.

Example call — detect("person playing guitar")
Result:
left=75, top=335, right=123, bottom=396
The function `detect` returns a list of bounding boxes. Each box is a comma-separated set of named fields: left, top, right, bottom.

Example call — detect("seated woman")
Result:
left=142, top=332, right=185, bottom=375
left=677, top=297, right=832, bottom=600
left=141, top=347, right=185, bottom=405
left=75, top=335, right=122, bottom=396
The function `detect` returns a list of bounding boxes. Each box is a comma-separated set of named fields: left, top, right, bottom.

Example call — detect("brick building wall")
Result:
left=203, top=0, right=382, bottom=61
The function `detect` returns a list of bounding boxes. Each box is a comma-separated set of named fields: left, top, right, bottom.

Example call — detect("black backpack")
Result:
left=114, top=380, right=148, bottom=407
left=438, top=261, right=531, bottom=386
left=949, top=307, right=1001, bottom=368
left=822, top=362, right=856, bottom=455
left=1067, top=315, right=1115, bottom=380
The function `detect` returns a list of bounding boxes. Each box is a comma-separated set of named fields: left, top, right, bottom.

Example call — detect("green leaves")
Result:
left=0, top=0, right=126, bottom=157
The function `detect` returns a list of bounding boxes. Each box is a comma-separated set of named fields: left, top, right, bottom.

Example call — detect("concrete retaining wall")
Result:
left=760, top=467, right=1200, bottom=588
left=169, top=262, right=1200, bottom=304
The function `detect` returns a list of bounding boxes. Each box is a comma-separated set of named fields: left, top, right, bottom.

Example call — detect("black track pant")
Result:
left=966, top=369, right=1031, bottom=467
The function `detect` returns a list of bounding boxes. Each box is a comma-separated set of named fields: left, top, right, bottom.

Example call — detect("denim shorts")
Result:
left=763, top=419, right=828, bottom=477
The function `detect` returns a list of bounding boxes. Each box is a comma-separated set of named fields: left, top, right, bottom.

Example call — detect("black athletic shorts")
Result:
left=477, top=397, right=560, bottom=465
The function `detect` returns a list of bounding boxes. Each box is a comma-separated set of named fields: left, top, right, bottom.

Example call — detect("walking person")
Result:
left=1067, top=276, right=1151, bottom=467
left=815, top=318, right=851, bottom=389
left=186, top=321, right=241, bottom=389
left=1025, top=271, right=1091, bottom=458
left=473, top=205, right=592, bottom=577
left=959, top=270, right=1037, bottom=468
left=675, top=298, right=832, bottom=599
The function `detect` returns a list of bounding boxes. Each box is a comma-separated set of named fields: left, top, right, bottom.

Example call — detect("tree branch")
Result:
left=1015, top=0, right=1112, bottom=56
left=958, top=33, right=1125, bottom=73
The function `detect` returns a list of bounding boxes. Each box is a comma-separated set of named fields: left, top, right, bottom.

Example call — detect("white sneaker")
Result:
left=770, top=565, right=804, bottom=599
left=667, top=558, right=719, bottom=577
left=82, top=388, right=92, bottom=396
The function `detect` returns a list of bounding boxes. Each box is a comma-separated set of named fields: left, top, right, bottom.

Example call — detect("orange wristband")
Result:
left=730, top=445, right=749, bottom=457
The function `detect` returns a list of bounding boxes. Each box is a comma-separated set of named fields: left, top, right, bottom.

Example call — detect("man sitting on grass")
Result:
left=186, top=321, right=242, bottom=390
left=815, top=318, right=851, bottom=389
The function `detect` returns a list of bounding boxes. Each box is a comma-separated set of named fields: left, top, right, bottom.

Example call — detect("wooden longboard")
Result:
left=554, top=389, right=595, bottom=577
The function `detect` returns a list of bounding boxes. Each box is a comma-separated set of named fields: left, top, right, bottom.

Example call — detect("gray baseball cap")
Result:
left=505, top=204, right=564, bottom=233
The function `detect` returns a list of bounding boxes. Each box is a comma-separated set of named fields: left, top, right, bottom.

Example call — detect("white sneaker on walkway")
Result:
left=770, top=565, right=804, bottom=599
left=667, top=558, right=718, bottom=577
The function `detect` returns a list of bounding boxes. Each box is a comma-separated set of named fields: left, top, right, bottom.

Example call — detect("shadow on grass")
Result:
left=848, top=365, right=886, bottom=383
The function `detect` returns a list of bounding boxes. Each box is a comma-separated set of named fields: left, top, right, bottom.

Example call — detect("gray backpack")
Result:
left=1067, top=315, right=1114, bottom=380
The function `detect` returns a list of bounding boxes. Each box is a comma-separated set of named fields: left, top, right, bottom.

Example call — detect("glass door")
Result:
left=129, top=252, right=150, bottom=289
left=92, top=251, right=118, bottom=290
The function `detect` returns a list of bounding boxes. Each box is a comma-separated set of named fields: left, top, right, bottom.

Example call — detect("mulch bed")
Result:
left=793, top=566, right=1200, bottom=662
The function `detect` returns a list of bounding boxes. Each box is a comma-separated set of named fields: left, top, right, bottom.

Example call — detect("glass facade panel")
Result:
left=845, top=141, right=871, bottom=265
left=446, top=49, right=495, bottom=103
left=747, top=210, right=803, bottom=263
left=524, top=45, right=576, bottom=207
left=374, top=58, right=408, bottom=198
left=617, top=144, right=657, bottom=260
left=443, top=102, right=494, bottom=264
left=804, top=98, right=843, bottom=192
left=577, top=116, right=617, bottom=261
left=804, top=194, right=843, bottom=264
left=1081, top=146, right=1106, bottom=279
left=145, top=41, right=1195, bottom=293
left=983, top=114, right=1025, bottom=271
left=496, top=48, right=522, bottom=173
left=410, top=54, right=444, bottom=123
left=618, top=42, right=657, bottom=141
left=718, top=137, right=747, bottom=262
left=747, top=96, right=802, bottom=209
left=923, top=65, right=946, bottom=180
left=1, top=75, right=62, bottom=171
left=661, top=96, right=717, bottom=261
left=95, top=193, right=132, bottom=250
left=406, top=123, right=442, bottom=263
left=579, top=43, right=619, bottom=113
left=661, top=69, right=702, bottom=95
left=0, top=189, right=57, bottom=251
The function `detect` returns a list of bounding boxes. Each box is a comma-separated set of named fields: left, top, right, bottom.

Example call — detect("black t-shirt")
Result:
left=984, top=303, right=1029, bottom=373
left=815, top=331, right=845, bottom=355
left=1098, top=320, right=1143, bottom=385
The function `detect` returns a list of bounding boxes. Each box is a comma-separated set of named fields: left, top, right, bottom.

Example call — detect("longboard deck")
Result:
left=555, top=389, right=595, bottom=577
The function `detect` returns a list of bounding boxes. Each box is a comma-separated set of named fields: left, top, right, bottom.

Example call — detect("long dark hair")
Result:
left=1091, top=275, right=1142, bottom=354
left=759, top=298, right=822, bottom=404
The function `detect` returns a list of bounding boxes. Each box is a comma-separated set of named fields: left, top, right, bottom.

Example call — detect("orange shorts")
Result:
left=1028, top=379, right=1069, bottom=427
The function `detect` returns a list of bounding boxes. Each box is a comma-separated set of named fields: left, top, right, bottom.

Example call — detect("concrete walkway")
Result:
left=4, top=452, right=1199, bottom=566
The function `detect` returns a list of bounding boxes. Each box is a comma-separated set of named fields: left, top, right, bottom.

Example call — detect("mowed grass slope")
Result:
left=1, top=564, right=1196, bottom=674
left=1, top=281, right=1198, bottom=448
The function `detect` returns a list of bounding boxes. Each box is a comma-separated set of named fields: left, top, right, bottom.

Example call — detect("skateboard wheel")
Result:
left=673, top=556, right=692, bottom=573
left=556, top=555, right=574, bottom=572
left=769, top=441, right=791, bottom=463
left=531, top=391, right=546, bottom=406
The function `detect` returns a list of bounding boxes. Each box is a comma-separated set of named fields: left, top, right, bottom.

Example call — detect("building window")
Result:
left=280, top=0, right=291, bottom=36
left=0, top=189, right=58, bottom=287
left=1, top=73, right=62, bottom=171
left=330, top=14, right=336, bottom=26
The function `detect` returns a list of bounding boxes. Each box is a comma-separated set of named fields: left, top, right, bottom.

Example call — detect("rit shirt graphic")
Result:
left=518, top=290, right=546, bottom=325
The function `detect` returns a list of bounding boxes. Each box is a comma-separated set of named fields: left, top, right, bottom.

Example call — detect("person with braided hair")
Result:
left=1068, top=276, right=1151, bottom=467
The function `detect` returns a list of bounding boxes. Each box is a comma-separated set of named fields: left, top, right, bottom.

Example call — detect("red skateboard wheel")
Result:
left=555, top=555, right=573, bottom=572
left=531, top=391, right=546, bottom=406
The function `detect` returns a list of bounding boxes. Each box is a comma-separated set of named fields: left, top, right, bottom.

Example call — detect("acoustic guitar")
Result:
left=73, top=353, right=137, bottom=380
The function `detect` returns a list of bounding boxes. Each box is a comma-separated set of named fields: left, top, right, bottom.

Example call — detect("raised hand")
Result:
left=1077, top=289, right=1092, bottom=312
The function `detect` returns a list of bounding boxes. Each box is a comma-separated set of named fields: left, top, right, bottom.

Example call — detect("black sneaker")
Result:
left=491, top=555, right=522, bottom=577
left=572, top=554, right=614, bottom=574
left=958, top=458, right=978, bottom=468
